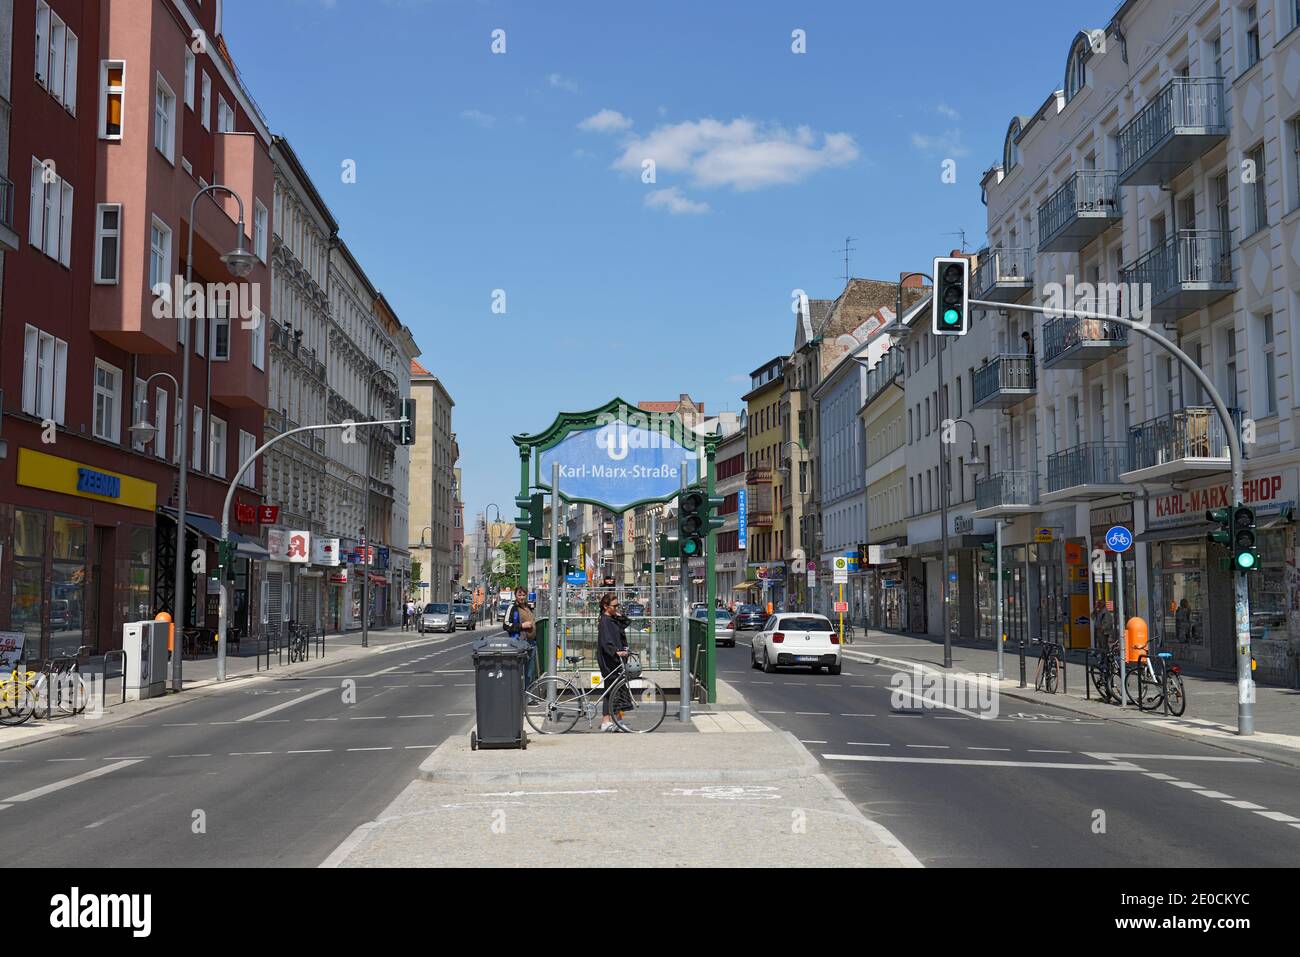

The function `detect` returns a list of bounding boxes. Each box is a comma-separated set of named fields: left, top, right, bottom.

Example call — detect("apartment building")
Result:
left=452, top=466, right=464, bottom=589
left=713, top=426, right=747, bottom=601
left=1, top=0, right=271, bottom=660
left=408, top=360, right=456, bottom=604
left=975, top=0, right=1299, bottom=681
left=743, top=359, right=786, bottom=608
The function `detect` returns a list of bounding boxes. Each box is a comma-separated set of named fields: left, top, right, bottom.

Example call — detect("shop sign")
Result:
left=0, top=631, right=25, bottom=669
left=1089, top=502, right=1133, bottom=528
left=329, top=568, right=349, bottom=585
left=953, top=515, right=974, bottom=535
left=235, top=503, right=256, bottom=524
left=1146, top=470, right=1296, bottom=530
left=1034, top=527, right=1054, bottom=543
left=16, top=448, right=156, bottom=512
left=311, top=537, right=341, bottom=566
left=76, top=468, right=120, bottom=498
left=258, top=505, right=280, bottom=523
left=267, top=528, right=311, bottom=564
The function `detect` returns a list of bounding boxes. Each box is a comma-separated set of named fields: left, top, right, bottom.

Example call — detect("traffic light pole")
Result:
left=970, top=297, right=1253, bottom=735
left=679, top=469, right=690, bottom=722
left=548, top=461, right=561, bottom=682
left=995, top=518, right=1004, bottom=680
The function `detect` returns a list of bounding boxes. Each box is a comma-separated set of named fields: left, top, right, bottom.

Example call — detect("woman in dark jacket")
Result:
left=597, top=592, right=630, bottom=732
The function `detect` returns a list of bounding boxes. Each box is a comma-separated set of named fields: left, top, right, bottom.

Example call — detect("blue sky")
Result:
left=224, top=0, right=1111, bottom=526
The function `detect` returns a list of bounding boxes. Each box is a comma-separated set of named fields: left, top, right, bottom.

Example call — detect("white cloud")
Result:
left=936, top=102, right=960, bottom=120
left=644, top=187, right=711, bottom=215
left=578, top=108, right=633, bottom=133
left=613, top=118, right=858, bottom=191
left=548, top=73, right=579, bottom=93
left=911, top=129, right=969, bottom=157
left=460, top=109, right=496, bottom=128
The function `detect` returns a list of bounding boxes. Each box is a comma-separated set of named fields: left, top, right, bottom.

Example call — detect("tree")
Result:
left=486, top=540, right=521, bottom=593
left=409, top=559, right=423, bottom=598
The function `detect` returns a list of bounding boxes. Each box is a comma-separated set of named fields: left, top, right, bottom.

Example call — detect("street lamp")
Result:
left=166, top=183, right=254, bottom=693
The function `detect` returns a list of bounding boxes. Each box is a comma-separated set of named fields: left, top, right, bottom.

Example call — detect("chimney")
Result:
left=900, top=273, right=925, bottom=288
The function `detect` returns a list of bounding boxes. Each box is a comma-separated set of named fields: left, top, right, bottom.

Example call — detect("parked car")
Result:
left=691, top=607, right=735, bottom=647
left=452, top=603, right=475, bottom=630
left=419, top=602, right=455, bottom=634
left=733, top=603, right=769, bottom=631
left=496, top=600, right=511, bottom=622
left=750, top=613, right=841, bottom=675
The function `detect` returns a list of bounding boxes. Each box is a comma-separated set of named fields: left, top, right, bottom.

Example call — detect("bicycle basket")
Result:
left=623, top=653, right=643, bottom=679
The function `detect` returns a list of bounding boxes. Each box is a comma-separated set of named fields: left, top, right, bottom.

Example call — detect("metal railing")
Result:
left=1127, top=407, right=1243, bottom=471
left=549, top=615, right=682, bottom=673
left=975, top=470, right=1038, bottom=511
left=975, top=246, right=1033, bottom=293
left=1119, top=230, right=1233, bottom=299
left=1038, top=170, right=1121, bottom=245
left=864, top=348, right=905, bottom=406
left=1046, top=443, right=1129, bottom=492
left=973, top=355, right=1036, bottom=404
left=1118, top=76, right=1226, bottom=177
left=1042, top=315, right=1128, bottom=362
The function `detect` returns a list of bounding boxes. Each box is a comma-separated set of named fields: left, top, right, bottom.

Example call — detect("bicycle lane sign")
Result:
left=1105, top=526, right=1133, bottom=553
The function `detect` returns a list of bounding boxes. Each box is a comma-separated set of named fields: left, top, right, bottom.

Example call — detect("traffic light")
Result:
left=558, top=536, right=573, bottom=563
left=678, top=485, right=724, bottom=560
left=1232, top=505, right=1259, bottom=572
left=514, top=492, right=544, bottom=538
left=1206, top=507, right=1232, bottom=548
left=218, top=540, right=237, bottom=583
left=398, top=398, right=416, bottom=445
left=979, top=541, right=996, bottom=566
left=658, top=532, right=679, bottom=559
left=932, top=256, right=970, bottom=336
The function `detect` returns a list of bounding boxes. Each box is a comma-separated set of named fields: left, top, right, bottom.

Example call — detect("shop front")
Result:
left=748, top=562, right=785, bottom=612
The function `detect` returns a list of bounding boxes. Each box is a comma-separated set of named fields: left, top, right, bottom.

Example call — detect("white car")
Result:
left=691, top=607, right=735, bottom=647
left=750, top=613, right=841, bottom=675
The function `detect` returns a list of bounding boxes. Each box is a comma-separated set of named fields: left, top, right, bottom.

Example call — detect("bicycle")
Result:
left=0, top=664, right=41, bottom=726
left=40, top=647, right=93, bottom=716
left=286, top=622, right=309, bottom=663
left=1088, top=641, right=1124, bottom=704
left=1033, top=639, right=1066, bottom=693
left=523, top=653, right=667, bottom=734
left=1126, top=639, right=1187, bottom=716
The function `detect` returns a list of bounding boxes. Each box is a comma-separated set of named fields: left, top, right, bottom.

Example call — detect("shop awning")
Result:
left=1136, top=523, right=1213, bottom=544
left=160, top=507, right=270, bottom=559
left=733, top=580, right=760, bottom=591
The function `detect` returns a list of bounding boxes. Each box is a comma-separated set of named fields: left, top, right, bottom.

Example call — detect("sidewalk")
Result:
left=320, top=681, right=921, bottom=868
left=841, top=628, right=1300, bottom=765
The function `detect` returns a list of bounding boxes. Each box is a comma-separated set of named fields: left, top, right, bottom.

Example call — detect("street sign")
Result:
left=832, top=556, right=849, bottom=584
left=1034, top=527, right=1054, bottom=543
left=882, top=579, right=899, bottom=589
left=1105, top=526, right=1134, bottom=553
left=807, top=561, right=816, bottom=572
left=834, top=601, right=849, bottom=613
left=565, top=572, right=588, bottom=585
left=806, top=570, right=815, bottom=587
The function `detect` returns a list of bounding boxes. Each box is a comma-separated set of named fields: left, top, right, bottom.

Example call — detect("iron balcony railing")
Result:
left=864, top=348, right=905, bottom=406
left=0, top=173, right=14, bottom=229
left=1041, top=316, right=1128, bottom=363
left=975, top=246, right=1033, bottom=293
left=973, top=355, right=1036, bottom=404
left=975, top=470, right=1038, bottom=511
left=1119, top=230, right=1232, bottom=301
left=1117, top=77, right=1226, bottom=178
left=1127, top=406, right=1244, bottom=472
left=1046, top=443, right=1129, bottom=492
left=1038, top=170, right=1121, bottom=246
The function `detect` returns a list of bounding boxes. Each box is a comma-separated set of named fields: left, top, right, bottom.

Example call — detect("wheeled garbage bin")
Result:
left=469, top=634, right=531, bottom=750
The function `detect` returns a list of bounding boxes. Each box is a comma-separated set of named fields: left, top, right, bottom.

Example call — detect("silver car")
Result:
left=452, top=603, right=475, bottom=630
left=419, top=602, right=455, bottom=634
left=691, top=608, right=736, bottom=648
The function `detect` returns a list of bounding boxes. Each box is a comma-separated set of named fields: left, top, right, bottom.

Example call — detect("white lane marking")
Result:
left=238, top=687, right=333, bottom=722
left=799, top=740, right=828, bottom=745
left=1083, top=752, right=1261, bottom=763
left=229, top=751, right=274, bottom=756
left=1169, top=781, right=1205, bottom=789
left=1142, top=772, right=1178, bottom=780
left=102, top=756, right=149, bottom=760
left=479, top=789, right=619, bottom=797
left=969, top=747, right=1010, bottom=752
left=1254, top=810, right=1300, bottom=822
left=445, top=712, right=470, bottom=717
left=846, top=742, right=891, bottom=747
left=2, top=759, right=143, bottom=803
left=287, top=749, right=333, bottom=754
left=167, top=754, right=211, bottom=759
left=210, top=721, right=239, bottom=725
left=840, top=713, right=876, bottom=717
left=163, top=723, right=199, bottom=727
left=398, top=714, right=439, bottom=719
left=795, top=712, right=830, bottom=716
left=932, top=716, right=966, bottom=721
left=253, top=719, right=291, bottom=724
left=365, top=665, right=403, bottom=677
left=1027, top=749, right=1071, bottom=754
left=1192, top=790, right=1234, bottom=799
left=758, top=711, right=786, bottom=715
left=1223, top=800, right=1266, bottom=810
left=305, top=718, right=339, bottom=722
left=346, top=747, right=393, bottom=752
left=906, top=744, right=948, bottom=749
left=47, top=758, right=86, bottom=763
left=348, top=716, right=387, bottom=721
left=822, top=754, right=1144, bottom=771
left=0, top=804, right=11, bottom=811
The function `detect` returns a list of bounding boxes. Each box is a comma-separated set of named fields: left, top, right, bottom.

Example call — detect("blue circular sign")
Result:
left=1105, top=526, right=1133, bottom=553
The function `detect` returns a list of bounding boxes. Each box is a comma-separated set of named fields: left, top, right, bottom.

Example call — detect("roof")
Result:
left=411, top=359, right=431, bottom=376
left=638, top=401, right=682, bottom=414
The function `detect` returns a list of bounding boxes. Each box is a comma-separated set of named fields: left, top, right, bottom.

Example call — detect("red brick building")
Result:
left=0, top=0, right=271, bottom=661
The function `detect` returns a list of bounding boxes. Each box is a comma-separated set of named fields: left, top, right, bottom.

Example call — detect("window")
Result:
left=1246, top=143, right=1267, bottom=234
left=1225, top=326, right=1240, bottom=407
left=35, top=2, right=50, bottom=87
left=191, top=406, right=203, bottom=470
left=1244, top=4, right=1261, bottom=70
left=100, top=61, right=125, bottom=139
left=62, top=29, right=78, bottom=113
left=212, top=297, right=230, bottom=360
left=150, top=215, right=172, bottom=301
left=239, top=431, right=257, bottom=488
left=154, top=73, right=176, bottom=162
left=93, top=360, right=122, bottom=443
left=58, top=180, right=73, bottom=267
left=94, top=203, right=121, bottom=283
left=30, top=160, right=72, bottom=266
left=48, top=11, right=65, bottom=103
left=250, top=309, right=265, bottom=371
left=254, top=200, right=268, bottom=262
left=173, top=397, right=183, bottom=465
left=132, top=378, right=147, bottom=452
left=1260, top=312, right=1277, bottom=415
left=1289, top=117, right=1300, bottom=213
left=200, top=72, right=211, bottom=129
left=217, top=95, right=235, bottom=133
left=28, top=158, right=43, bottom=247
left=42, top=168, right=59, bottom=258
left=184, top=49, right=195, bottom=108
left=209, top=416, right=227, bottom=478
left=155, top=387, right=168, bottom=461
left=21, top=325, right=67, bottom=424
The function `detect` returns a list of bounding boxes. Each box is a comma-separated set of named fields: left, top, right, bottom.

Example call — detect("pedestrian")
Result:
left=1093, top=599, right=1116, bottom=650
left=1175, top=598, right=1191, bottom=643
left=1021, top=330, right=1035, bottom=356
left=597, top=592, right=630, bottom=732
left=504, top=586, right=537, bottom=687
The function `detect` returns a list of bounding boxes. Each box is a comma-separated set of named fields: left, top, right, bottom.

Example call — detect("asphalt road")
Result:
left=0, top=629, right=491, bottom=867
left=726, top=631, right=1300, bottom=867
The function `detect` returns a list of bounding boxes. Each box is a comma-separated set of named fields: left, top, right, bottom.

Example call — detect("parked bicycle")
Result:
left=1088, top=640, right=1125, bottom=704
left=523, top=653, right=667, bottom=734
left=0, top=664, right=40, bottom=726
left=1033, top=638, right=1066, bottom=694
left=286, top=622, right=309, bottom=663
left=1126, top=638, right=1187, bottom=716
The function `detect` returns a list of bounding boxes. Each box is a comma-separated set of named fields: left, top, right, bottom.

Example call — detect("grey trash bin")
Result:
left=470, top=634, right=531, bottom=750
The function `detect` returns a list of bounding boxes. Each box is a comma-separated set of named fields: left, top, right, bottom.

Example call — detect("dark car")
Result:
left=733, top=603, right=769, bottom=631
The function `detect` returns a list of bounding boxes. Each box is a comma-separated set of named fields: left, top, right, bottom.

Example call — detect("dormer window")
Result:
left=1004, top=119, right=1022, bottom=171
left=1067, top=42, right=1087, bottom=100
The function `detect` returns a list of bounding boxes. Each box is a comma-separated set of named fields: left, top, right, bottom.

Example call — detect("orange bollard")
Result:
left=1124, top=616, right=1148, bottom=663
left=155, top=611, right=174, bottom=653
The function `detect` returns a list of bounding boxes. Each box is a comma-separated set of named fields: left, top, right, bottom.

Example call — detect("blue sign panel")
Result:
left=737, top=488, right=748, bottom=550
left=538, top=418, right=698, bottom=510
left=1105, top=526, right=1134, bottom=553
left=76, top=468, right=121, bottom=499
left=565, top=572, right=588, bottom=585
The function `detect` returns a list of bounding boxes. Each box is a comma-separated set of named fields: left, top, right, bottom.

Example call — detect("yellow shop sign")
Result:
left=16, top=448, right=157, bottom=512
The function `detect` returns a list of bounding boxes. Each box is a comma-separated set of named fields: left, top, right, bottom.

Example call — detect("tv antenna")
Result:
left=943, top=229, right=969, bottom=253
left=835, top=236, right=857, bottom=285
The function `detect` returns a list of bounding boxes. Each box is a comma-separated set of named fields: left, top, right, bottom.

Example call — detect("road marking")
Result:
left=103, top=756, right=149, bottom=760
left=253, top=719, right=291, bottom=724
left=1223, top=799, right=1266, bottom=809
left=1142, top=772, right=1178, bottom=780
left=1168, top=781, right=1205, bottom=789
left=1254, top=810, right=1300, bottom=822
left=795, top=712, right=829, bottom=716
left=287, top=749, right=333, bottom=754
left=347, top=747, right=393, bottom=752
left=906, top=744, right=948, bottom=749
left=846, top=742, right=891, bottom=747
left=1027, top=749, right=1071, bottom=754
left=229, top=751, right=274, bottom=756
left=163, top=723, right=199, bottom=727
left=969, top=747, right=1011, bottom=752
left=480, top=789, right=619, bottom=797
left=840, top=713, right=876, bottom=717
left=799, top=740, right=828, bottom=744
left=305, top=718, right=339, bottom=722
left=365, top=665, right=404, bottom=677
left=398, top=714, right=439, bottom=719
left=167, top=754, right=211, bottom=758
left=238, top=687, right=333, bottom=722
left=1192, top=790, right=1234, bottom=799
left=1083, top=752, right=1261, bottom=763
left=0, top=805, right=11, bottom=812
left=822, top=754, right=1144, bottom=771
left=445, top=712, right=470, bottom=717
left=210, top=721, right=239, bottom=725
left=758, top=710, right=786, bottom=715
left=2, top=759, right=143, bottom=803
left=349, top=716, right=387, bottom=721
left=47, top=758, right=86, bottom=763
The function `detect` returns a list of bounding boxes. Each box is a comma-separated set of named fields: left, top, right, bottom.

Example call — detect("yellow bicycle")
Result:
left=0, top=666, right=40, bottom=726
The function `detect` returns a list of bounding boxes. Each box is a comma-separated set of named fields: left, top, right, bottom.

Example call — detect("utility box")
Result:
left=123, top=620, right=169, bottom=700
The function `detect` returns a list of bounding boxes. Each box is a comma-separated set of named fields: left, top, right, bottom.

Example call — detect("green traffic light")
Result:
left=1236, top=551, right=1257, bottom=570
left=682, top=539, right=701, bottom=557
left=943, top=308, right=960, bottom=326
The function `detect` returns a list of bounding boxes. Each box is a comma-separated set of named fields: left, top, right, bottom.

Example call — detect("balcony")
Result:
left=1122, top=407, right=1242, bottom=484
left=1042, top=443, right=1130, bottom=503
left=975, top=247, right=1034, bottom=302
left=863, top=347, right=905, bottom=407
left=746, top=511, right=774, bottom=529
left=972, top=355, right=1036, bottom=410
left=1118, top=77, right=1226, bottom=186
left=0, top=173, right=18, bottom=252
left=972, top=470, right=1039, bottom=519
left=1041, top=316, right=1128, bottom=369
left=1119, top=230, right=1235, bottom=324
left=1038, top=171, right=1123, bottom=252
left=747, top=465, right=773, bottom=485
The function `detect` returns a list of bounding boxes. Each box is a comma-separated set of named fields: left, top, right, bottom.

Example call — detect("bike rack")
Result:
left=102, top=649, right=127, bottom=709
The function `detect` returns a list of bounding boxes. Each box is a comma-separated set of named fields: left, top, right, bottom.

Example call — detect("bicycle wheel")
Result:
left=1033, top=655, right=1048, bottom=692
left=0, top=680, right=36, bottom=726
left=1044, top=656, right=1059, bottom=694
left=1165, top=672, right=1187, bottom=716
left=523, top=676, right=582, bottom=734
left=609, top=678, right=667, bottom=733
left=1135, top=665, right=1165, bottom=711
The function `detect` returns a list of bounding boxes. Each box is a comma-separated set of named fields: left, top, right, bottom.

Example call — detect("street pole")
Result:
left=937, top=336, right=953, bottom=669
left=971, top=296, right=1252, bottom=734
left=361, top=525, right=370, bottom=648
left=1117, top=550, right=1127, bottom=709
left=678, top=469, right=691, bottom=721
left=995, top=518, right=1004, bottom=680
left=548, top=461, right=560, bottom=681
left=649, top=511, right=658, bottom=669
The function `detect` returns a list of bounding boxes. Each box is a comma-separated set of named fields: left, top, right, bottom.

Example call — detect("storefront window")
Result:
left=1158, top=542, right=1203, bottom=647
left=128, top=526, right=154, bottom=626
left=1248, top=528, right=1288, bottom=639
left=10, top=510, right=46, bottom=663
